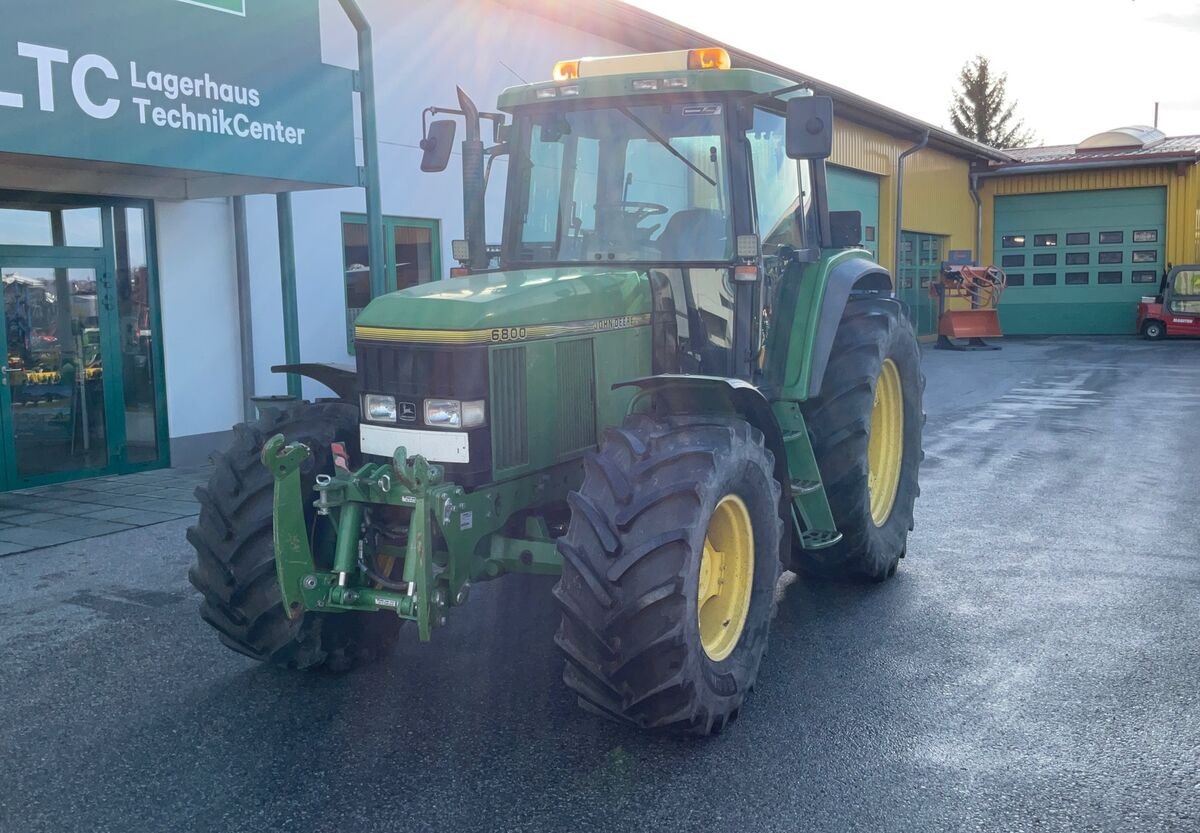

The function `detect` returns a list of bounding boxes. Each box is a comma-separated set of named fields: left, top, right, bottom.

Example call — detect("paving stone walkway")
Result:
left=0, top=465, right=210, bottom=556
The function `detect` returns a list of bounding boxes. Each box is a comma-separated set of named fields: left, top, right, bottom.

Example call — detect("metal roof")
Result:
left=999, top=135, right=1200, bottom=165
left=498, top=0, right=1013, bottom=163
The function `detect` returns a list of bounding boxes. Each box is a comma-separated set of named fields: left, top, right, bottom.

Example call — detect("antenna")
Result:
left=1154, top=101, right=1159, bottom=129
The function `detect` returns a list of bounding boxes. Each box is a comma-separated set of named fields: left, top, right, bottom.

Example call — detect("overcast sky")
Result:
left=625, top=0, right=1200, bottom=147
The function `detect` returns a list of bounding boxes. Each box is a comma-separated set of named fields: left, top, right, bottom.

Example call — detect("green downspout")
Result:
left=338, top=0, right=387, bottom=301
left=276, top=192, right=302, bottom=399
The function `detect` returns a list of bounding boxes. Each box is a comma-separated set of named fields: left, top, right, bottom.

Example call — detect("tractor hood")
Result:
left=354, top=267, right=650, bottom=331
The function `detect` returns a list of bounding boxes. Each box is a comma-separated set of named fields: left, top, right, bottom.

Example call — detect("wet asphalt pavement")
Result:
left=1, top=337, right=1198, bottom=833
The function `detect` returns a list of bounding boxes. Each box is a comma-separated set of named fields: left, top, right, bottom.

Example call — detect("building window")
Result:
left=342, top=214, right=441, bottom=350
left=1065, top=252, right=1089, bottom=265
left=1132, top=230, right=1158, bottom=243
left=1098, top=231, right=1123, bottom=244
left=1065, top=272, right=1089, bottom=285
left=1097, top=271, right=1123, bottom=284
left=1034, top=234, right=1057, bottom=247
left=1132, top=250, right=1157, bottom=263
left=1033, top=253, right=1056, bottom=266
left=864, top=226, right=876, bottom=242
left=1032, top=273, right=1056, bottom=286
left=1131, top=270, right=1158, bottom=284
left=1002, top=254, right=1025, bottom=267
left=1006, top=273, right=1025, bottom=286
left=1098, top=251, right=1123, bottom=264
left=1001, top=235, right=1026, bottom=248
left=1065, top=232, right=1090, bottom=246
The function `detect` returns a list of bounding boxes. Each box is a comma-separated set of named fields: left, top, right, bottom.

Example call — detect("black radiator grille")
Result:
left=355, top=341, right=488, bottom=400
left=556, top=339, right=597, bottom=455
left=491, top=346, right=528, bottom=470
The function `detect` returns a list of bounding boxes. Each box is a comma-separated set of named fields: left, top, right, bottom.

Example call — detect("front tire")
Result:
left=793, top=298, right=925, bottom=582
left=554, top=414, right=783, bottom=735
left=187, top=402, right=401, bottom=672
left=1143, top=320, right=1166, bottom=340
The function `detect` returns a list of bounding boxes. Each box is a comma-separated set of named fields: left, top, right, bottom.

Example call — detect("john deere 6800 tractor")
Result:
left=188, top=47, right=923, bottom=735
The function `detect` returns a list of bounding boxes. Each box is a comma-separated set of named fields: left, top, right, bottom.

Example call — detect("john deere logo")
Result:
left=175, top=0, right=246, bottom=16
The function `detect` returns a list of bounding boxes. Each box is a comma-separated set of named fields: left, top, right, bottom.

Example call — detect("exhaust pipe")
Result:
left=457, top=87, right=489, bottom=271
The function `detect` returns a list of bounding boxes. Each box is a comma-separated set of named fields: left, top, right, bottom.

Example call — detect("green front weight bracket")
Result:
left=262, top=434, right=318, bottom=619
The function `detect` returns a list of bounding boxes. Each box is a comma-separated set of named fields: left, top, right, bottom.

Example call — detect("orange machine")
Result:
left=929, top=265, right=1007, bottom=350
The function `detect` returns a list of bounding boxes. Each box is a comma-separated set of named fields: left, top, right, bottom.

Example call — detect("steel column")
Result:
left=233, top=195, right=257, bottom=421
left=338, top=0, right=387, bottom=301
left=275, top=192, right=302, bottom=399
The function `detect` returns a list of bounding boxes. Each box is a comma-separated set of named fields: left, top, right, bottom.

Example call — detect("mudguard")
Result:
left=615, top=375, right=789, bottom=495
left=766, top=251, right=893, bottom=401
left=272, top=362, right=357, bottom=400
left=615, top=374, right=840, bottom=540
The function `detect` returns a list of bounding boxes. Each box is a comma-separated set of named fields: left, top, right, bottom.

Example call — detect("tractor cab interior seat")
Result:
left=654, top=208, right=728, bottom=261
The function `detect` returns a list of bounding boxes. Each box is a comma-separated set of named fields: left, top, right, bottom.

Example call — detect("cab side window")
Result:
left=1170, top=269, right=1200, bottom=314
left=745, top=107, right=805, bottom=252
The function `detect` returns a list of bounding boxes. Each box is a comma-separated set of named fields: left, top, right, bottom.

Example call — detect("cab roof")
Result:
left=497, top=67, right=801, bottom=111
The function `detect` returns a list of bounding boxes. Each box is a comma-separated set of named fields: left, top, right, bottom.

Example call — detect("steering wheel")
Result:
left=617, top=201, right=669, bottom=225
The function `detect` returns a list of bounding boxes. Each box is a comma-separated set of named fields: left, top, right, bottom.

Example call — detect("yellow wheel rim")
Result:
left=698, top=494, right=755, bottom=662
left=867, top=358, right=904, bottom=527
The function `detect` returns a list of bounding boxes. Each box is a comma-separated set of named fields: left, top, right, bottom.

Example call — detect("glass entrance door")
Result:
left=899, top=231, right=942, bottom=337
left=0, top=250, right=117, bottom=486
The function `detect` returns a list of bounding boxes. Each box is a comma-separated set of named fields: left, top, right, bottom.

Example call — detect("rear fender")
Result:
left=768, top=252, right=893, bottom=400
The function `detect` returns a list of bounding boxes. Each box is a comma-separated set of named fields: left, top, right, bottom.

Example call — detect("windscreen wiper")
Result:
left=616, top=105, right=716, bottom=187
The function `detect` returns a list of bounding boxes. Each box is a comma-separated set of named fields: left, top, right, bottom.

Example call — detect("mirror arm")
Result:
left=741, top=81, right=811, bottom=109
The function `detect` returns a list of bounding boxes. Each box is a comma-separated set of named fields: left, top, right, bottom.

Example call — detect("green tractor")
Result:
left=188, top=47, right=923, bottom=734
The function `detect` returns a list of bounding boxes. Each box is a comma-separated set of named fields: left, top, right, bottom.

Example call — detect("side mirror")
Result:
left=420, top=119, right=457, bottom=172
left=786, top=96, right=833, bottom=160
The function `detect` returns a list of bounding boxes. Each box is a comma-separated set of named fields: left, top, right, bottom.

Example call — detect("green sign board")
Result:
left=0, top=0, right=357, bottom=189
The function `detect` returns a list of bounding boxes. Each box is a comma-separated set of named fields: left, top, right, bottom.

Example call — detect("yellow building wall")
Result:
left=978, top=164, right=1200, bottom=267
left=830, top=117, right=977, bottom=277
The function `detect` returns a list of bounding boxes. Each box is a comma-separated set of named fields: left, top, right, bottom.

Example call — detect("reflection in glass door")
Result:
left=0, top=192, right=168, bottom=488
left=0, top=254, right=111, bottom=482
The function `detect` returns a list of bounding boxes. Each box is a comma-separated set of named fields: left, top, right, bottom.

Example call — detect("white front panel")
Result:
left=359, top=424, right=470, bottom=464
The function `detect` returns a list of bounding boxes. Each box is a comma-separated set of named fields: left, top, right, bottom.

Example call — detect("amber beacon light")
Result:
left=552, top=59, right=581, bottom=81
left=550, top=48, right=732, bottom=81
left=687, top=47, right=732, bottom=70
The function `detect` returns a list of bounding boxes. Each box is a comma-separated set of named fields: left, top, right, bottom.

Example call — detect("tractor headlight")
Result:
left=424, top=398, right=486, bottom=428
left=363, top=394, right=397, bottom=423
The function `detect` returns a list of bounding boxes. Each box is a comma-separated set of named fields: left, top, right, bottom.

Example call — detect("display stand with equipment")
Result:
left=930, top=259, right=1007, bottom=350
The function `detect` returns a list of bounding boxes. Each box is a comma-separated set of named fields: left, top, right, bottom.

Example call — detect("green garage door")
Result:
left=993, top=187, right=1166, bottom=334
left=827, top=165, right=880, bottom=260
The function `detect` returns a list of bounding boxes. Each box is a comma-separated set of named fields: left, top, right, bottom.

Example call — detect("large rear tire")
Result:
left=792, top=298, right=924, bottom=582
left=187, top=402, right=401, bottom=671
left=555, top=414, right=783, bottom=735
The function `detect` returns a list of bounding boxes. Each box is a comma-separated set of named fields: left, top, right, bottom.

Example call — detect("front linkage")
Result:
left=261, top=434, right=576, bottom=641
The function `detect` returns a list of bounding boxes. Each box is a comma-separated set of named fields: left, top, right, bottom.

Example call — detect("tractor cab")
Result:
left=419, top=47, right=849, bottom=382
left=1138, top=264, right=1200, bottom=340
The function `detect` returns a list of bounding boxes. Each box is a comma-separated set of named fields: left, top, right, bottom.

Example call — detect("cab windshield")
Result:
left=507, top=101, right=733, bottom=264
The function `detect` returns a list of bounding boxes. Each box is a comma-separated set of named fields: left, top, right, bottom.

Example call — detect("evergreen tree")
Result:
left=949, top=56, right=1035, bottom=149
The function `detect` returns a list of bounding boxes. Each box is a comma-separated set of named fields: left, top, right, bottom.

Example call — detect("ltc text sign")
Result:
left=0, top=0, right=357, bottom=187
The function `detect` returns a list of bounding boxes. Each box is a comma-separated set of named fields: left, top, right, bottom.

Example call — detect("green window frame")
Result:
left=341, top=214, right=442, bottom=352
